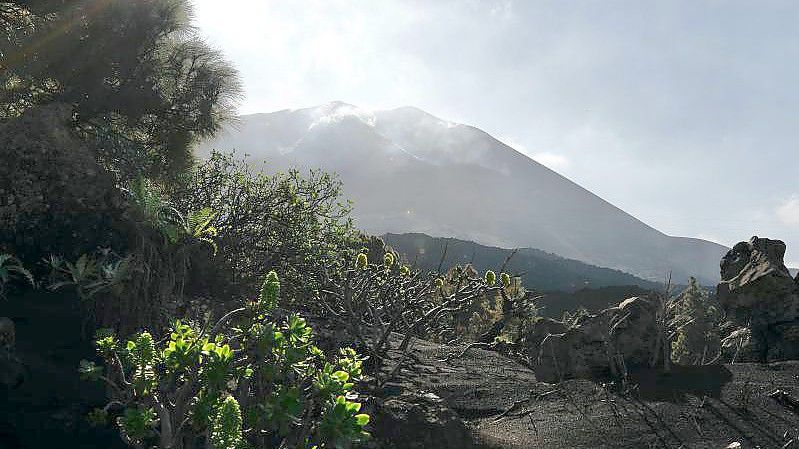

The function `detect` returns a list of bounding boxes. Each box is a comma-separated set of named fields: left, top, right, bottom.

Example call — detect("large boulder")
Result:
left=607, top=297, right=659, bottom=365
left=532, top=296, right=659, bottom=382
left=518, top=317, right=568, bottom=356
left=717, top=236, right=799, bottom=361
left=718, top=236, right=799, bottom=324
left=0, top=104, right=128, bottom=260
left=370, top=392, right=486, bottom=449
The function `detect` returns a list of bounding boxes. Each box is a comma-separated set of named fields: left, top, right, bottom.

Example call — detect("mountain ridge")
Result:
left=196, top=102, right=729, bottom=284
left=382, top=232, right=659, bottom=293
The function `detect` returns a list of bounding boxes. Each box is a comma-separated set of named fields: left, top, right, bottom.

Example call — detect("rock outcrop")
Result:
left=0, top=103, right=128, bottom=261
left=519, top=317, right=568, bottom=353
left=370, top=392, right=486, bottom=449
left=717, top=236, right=799, bottom=361
left=529, top=296, right=660, bottom=382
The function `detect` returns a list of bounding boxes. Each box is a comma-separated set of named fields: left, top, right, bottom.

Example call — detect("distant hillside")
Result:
left=196, top=102, right=729, bottom=285
left=382, top=233, right=659, bottom=293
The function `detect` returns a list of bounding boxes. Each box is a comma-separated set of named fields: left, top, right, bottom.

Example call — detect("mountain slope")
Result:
left=382, top=232, right=659, bottom=293
left=196, top=102, right=728, bottom=284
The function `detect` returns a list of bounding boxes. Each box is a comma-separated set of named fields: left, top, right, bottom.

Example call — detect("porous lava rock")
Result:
left=717, top=236, right=799, bottom=361
left=532, top=296, right=659, bottom=382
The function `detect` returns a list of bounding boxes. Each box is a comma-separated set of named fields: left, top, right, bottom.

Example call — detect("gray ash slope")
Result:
left=197, top=102, right=727, bottom=284
left=381, top=336, right=799, bottom=449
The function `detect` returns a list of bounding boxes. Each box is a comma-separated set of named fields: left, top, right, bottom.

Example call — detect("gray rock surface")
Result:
left=0, top=103, right=128, bottom=260
left=369, top=392, right=485, bottom=449
left=717, top=236, right=799, bottom=361
left=518, top=317, right=568, bottom=355
left=531, top=297, right=659, bottom=382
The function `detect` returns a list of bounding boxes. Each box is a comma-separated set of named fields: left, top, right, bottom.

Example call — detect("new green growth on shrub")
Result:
left=318, top=251, right=537, bottom=387
left=441, top=266, right=537, bottom=343
left=80, top=271, right=370, bottom=449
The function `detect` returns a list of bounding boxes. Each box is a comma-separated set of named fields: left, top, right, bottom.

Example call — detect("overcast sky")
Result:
left=193, top=0, right=799, bottom=266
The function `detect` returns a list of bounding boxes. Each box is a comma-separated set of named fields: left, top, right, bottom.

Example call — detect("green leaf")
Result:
left=332, top=371, right=349, bottom=382
left=355, top=414, right=370, bottom=426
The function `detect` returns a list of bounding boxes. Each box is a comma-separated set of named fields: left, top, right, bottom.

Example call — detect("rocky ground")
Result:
left=5, top=295, right=799, bottom=449
left=5, top=235, right=799, bottom=448
left=372, top=336, right=799, bottom=449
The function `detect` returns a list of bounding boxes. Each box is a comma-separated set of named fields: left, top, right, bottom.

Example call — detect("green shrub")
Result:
left=318, top=256, right=534, bottom=385
left=46, top=252, right=131, bottom=302
left=44, top=230, right=214, bottom=335
left=82, top=272, right=370, bottom=449
left=438, top=265, right=537, bottom=343
left=0, top=253, right=35, bottom=300
left=127, top=176, right=219, bottom=249
left=170, top=151, right=359, bottom=302
left=44, top=176, right=222, bottom=332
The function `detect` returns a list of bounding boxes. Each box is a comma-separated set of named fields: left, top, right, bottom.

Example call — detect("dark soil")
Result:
left=0, top=291, right=126, bottom=449
left=383, top=337, right=799, bottom=448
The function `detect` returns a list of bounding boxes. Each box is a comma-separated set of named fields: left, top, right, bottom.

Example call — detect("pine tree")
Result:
left=672, top=277, right=723, bottom=364
left=1, top=0, right=240, bottom=177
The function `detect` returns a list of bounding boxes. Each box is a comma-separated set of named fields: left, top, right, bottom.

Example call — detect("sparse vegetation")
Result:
left=4, top=2, right=799, bottom=448
left=316, top=255, right=537, bottom=387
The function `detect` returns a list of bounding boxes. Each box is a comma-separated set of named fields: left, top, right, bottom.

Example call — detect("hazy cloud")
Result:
left=778, top=196, right=799, bottom=227
left=192, top=0, right=799, bottom=263
left=308, top=103, right=376, bottom=130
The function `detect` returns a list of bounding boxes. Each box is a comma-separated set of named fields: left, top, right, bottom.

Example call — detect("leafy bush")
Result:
left=45, top=252, right=131, bottom=302
left=6, top=140, right=351, bottom=334
left=170, top=151, right=359, bottom=302
left=81, top=272, right=370, bottom=449
left=43, top=175, right=222, bottom=332
left=128, top=176, right=220, bottom=254
left=0, top=253, right=35, bottom=300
